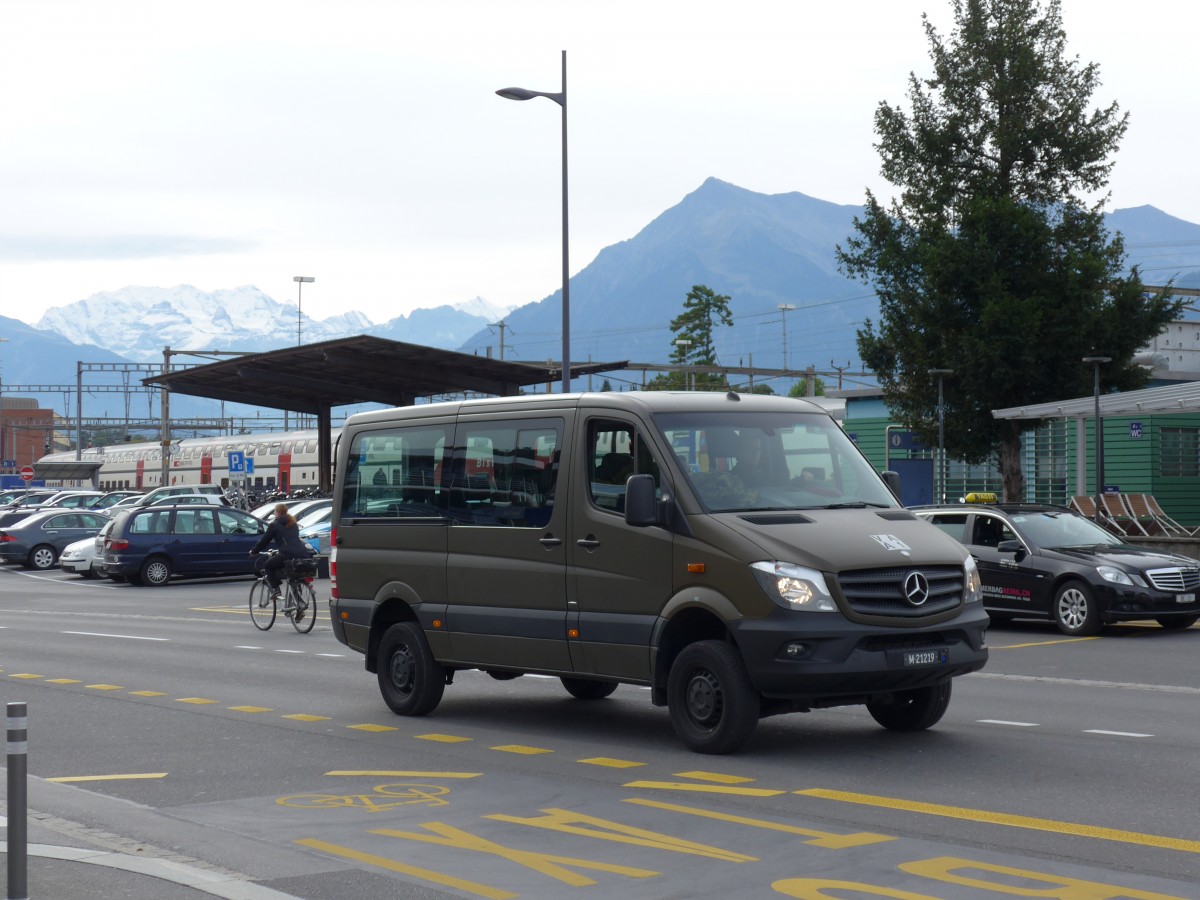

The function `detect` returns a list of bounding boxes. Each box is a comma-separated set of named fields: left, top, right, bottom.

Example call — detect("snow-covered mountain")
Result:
left=35, top=286, right=513, bottom=362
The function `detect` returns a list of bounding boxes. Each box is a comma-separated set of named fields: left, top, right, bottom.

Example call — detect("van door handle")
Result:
left=576, top=536, right=601, bottom=549
left=539, top=535, right=563, bottom=548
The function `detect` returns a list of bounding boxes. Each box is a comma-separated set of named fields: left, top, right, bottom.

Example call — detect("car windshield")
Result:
left=1008, top=511, right=1123, bottom=548
left=655, top=410, right=898, bottom=513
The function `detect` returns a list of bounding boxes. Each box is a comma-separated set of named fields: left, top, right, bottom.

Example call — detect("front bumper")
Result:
left=1097, top=583, right=1200, bottom=622
left=729, top=602, right=990, bottom=701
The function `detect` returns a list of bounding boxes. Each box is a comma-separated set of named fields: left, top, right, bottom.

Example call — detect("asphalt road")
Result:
left=1, top=563, right=1198, bottom=898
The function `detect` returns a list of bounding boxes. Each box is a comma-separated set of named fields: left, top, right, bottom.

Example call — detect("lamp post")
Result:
left=928, top=368, right=953, bottom=503
left=497, top=50, right=570, bottom=394
left=777, top=304, right=797, bottom=372
left=293, top=276, right=315, bottom=347
left=674, top=340, right=694, bottom=390
left=1083, top=356, right=1111, bottom=522
left=0, top=337, right=8, bottom=471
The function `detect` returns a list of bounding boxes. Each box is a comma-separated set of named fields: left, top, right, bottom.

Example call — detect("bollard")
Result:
left=6, top=702, right=27, bottom=900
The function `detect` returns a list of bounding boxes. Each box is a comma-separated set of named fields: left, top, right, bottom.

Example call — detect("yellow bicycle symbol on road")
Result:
left=277, top=783, right=451, bottom=813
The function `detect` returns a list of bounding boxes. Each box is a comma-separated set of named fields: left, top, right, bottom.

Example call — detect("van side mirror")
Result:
left=881, top=470, right=901, bottom=501
left=624, top=474, right=659, bottom=527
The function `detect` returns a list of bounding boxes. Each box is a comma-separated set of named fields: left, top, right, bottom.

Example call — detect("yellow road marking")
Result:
left=990, top=636, right=1100, bottom=649
left=579, top=758, right=646, bottom=769
left=129, top=690, right=165, bottom=697
left=491, top=744, right=552, bottom=755
left=674, top=770, right=755, bottom=784
left=325, top=771, right=483, bottom=778
left=45, top=678, right=81, bottom=684
left=624, top=780, right=785, bottom=797
left=85, top=683, right=123, bottom=691
left=47, top=773, right=168, bottom=783
left=176, top=697, right=218, bottom=705
left=797, top=789, right=1200, bottom=853
left=297, top=838, right=517, bottom=899
left=416, top=733, right=473, bottom=743
left=625, top=798, right=894, bottom=848
left=10, top=674, right=43, bottom=680
left=229, top=706, right=273, bottom=713
left=348, top=724, right=398, bottom=733
left=283, top=713, right=330, bottom=722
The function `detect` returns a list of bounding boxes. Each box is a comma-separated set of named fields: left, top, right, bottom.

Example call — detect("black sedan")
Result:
left=0, top=509, right=111, bottom=570
left=912, top=503, right=1200, bottom=635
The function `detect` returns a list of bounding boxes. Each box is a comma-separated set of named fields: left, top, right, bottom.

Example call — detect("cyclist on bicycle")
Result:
left=250, top=503, right=312, bottom=615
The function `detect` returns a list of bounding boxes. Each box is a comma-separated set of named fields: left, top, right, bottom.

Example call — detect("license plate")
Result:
left=1177, top=593, right=1194, bottom=604
left=903, top=649, right=948, bottom=666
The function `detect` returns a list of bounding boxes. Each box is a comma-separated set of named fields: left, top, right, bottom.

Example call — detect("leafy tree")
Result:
left=836, top=0, right=1183, bottom=501
left=649, top=285, right=735, bottom=391
left=787, top=376, right=825, bottom=399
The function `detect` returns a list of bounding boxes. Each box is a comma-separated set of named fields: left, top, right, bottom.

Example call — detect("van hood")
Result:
left=704, top=507, right=967, bottom=571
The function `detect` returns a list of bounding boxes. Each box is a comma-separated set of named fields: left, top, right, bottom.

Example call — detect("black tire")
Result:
left=377, top=622, right=445, bottom=717
left=560, top=677, right=618, bottom=700
left=867, top=681, right=952, bottom=731
left=290, top=581, right=317, bottom=634
left=1053, top=579, right=1101, bottom=636
left=107, top=573, right=127, bottom=583
left=249, top=580, right=276, bottom=631
left=667, top=640, right=760, bottom=755
left=140, top=555, right=172, bottom=587
left=79, top=568, right=97, bottom=580
left=1157, top=616, right=1198, bottom=630
left=28, top=545, right=57, bottom=570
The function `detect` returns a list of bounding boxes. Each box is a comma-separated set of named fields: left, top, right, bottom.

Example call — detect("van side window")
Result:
left=341, top=425, right=451, bottom=519
left=587, top=419, right=661, bottom=514
left=216, top=509, right=260, bottom=535
left=446, top=419, right=562, bottom=526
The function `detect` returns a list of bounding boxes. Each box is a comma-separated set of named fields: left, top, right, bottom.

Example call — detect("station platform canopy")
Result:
left=992, top=380, right=1200, bottom=421
left=142, top=335, right=624, bottom=415
left=34, top=459, right=104, bottom=483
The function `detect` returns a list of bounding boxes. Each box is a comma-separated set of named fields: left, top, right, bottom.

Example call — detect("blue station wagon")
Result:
left=102, top=505, right=265, bottom=586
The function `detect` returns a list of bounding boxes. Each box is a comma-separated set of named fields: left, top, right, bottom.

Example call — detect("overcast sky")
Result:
left=2, top=0, right=1196, bottom=329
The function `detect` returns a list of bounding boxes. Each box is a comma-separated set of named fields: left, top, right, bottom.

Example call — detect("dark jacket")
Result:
left=252, top=516, right=311, bottom=559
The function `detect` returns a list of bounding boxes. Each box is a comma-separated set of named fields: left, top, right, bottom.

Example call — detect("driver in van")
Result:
left=250, top=503, right=311, bottom=613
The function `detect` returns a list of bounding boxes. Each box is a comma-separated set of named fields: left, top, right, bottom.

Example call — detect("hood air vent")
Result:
left=739, top=513, right=814, bottom=526
left=876, top=510, right=918, bottom=522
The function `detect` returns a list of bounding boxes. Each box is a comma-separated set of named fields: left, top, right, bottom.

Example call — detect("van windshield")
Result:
left=655, top=411, right=898, bottom=513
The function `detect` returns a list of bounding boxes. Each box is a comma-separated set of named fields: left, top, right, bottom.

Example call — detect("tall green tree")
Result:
left=836, top=0, right=1183, bottom=501
left=650, top=284, right=734, bottom=390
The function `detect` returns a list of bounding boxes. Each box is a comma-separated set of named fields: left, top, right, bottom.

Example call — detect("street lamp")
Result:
left=1083, top=356, right=1111, bottom=523
left=928, top=368, right=953, bottom=503
left=674, top=340, right=694, bottom=390
left=497, top=50, right=570, bottom=394
left=0, top=337, right=8, bottom=471
left=777, top=304, right=797, bottom=372
left=293, top=276, right=315, bottom=346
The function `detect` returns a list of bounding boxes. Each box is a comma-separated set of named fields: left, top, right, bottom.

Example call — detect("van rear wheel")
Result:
left=667, top=640, right=760, bottom=754
left=377, top=622, right=445, bottom=716
left=867, top=682, right=952, bottom=731
left=560, top=678, right=617, bottom=700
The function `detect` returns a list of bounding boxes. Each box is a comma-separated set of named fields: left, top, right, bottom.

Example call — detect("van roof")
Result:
left=343, top=390, right=830, bottom=428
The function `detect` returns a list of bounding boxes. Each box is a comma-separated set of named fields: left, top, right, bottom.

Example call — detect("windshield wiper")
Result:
left=814, top=501, right=892, bottom=509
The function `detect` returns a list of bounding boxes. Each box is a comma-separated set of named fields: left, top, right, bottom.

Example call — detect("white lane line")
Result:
left=978, top=719, right=1039, bottom=727
left=1085, top=729, right=1154, bottom=738
left=62, top=631, right=168, bottom=642
left=315, top=653, right=345, bottom=658
left=274, top=649, right=305, bottom=654
left=235, top=646, right=263, bottom=650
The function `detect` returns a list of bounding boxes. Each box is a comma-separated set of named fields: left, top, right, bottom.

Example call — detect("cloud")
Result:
left=0, top=235, right=256, bottom=262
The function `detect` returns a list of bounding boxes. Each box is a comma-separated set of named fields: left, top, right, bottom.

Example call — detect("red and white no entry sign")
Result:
left=19, top=466, right=34, bottom=481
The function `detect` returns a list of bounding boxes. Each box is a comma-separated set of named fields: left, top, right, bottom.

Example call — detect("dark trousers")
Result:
left=264, top=553, right=289, bottom=590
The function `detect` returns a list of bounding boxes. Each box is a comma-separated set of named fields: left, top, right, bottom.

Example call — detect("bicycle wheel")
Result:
left=290, top=580, right=317, bottom=634
left=249, top=579, right=276, bottom=631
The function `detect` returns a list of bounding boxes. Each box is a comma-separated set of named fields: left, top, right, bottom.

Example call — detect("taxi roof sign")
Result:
left=964, top=491, right=999, bottom=504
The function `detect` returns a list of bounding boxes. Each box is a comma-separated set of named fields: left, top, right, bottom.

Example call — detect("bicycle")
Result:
left=249, top=550, right=318, bottom=633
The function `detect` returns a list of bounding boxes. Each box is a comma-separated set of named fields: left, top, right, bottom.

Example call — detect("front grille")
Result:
left=836, top=565, right=963, bottom=618
left=1146, top=567, right=1200, bottom=593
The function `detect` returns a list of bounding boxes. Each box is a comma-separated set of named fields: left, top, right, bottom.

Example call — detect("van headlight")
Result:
left=750, top=561, right=837, bottom=612
left=964, top=555, right=983, bottom=604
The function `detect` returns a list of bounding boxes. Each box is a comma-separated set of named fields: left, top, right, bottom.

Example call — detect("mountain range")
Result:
left=8, top=177, right=1200, bottom=423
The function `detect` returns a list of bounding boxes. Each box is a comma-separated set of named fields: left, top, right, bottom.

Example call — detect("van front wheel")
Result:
left=377, top=623, right=445, bottom=717
left=667, top=641, right=760, bottom=754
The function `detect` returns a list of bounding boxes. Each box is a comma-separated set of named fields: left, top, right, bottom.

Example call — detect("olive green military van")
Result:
left=329, top=391, right=988, bottom=754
